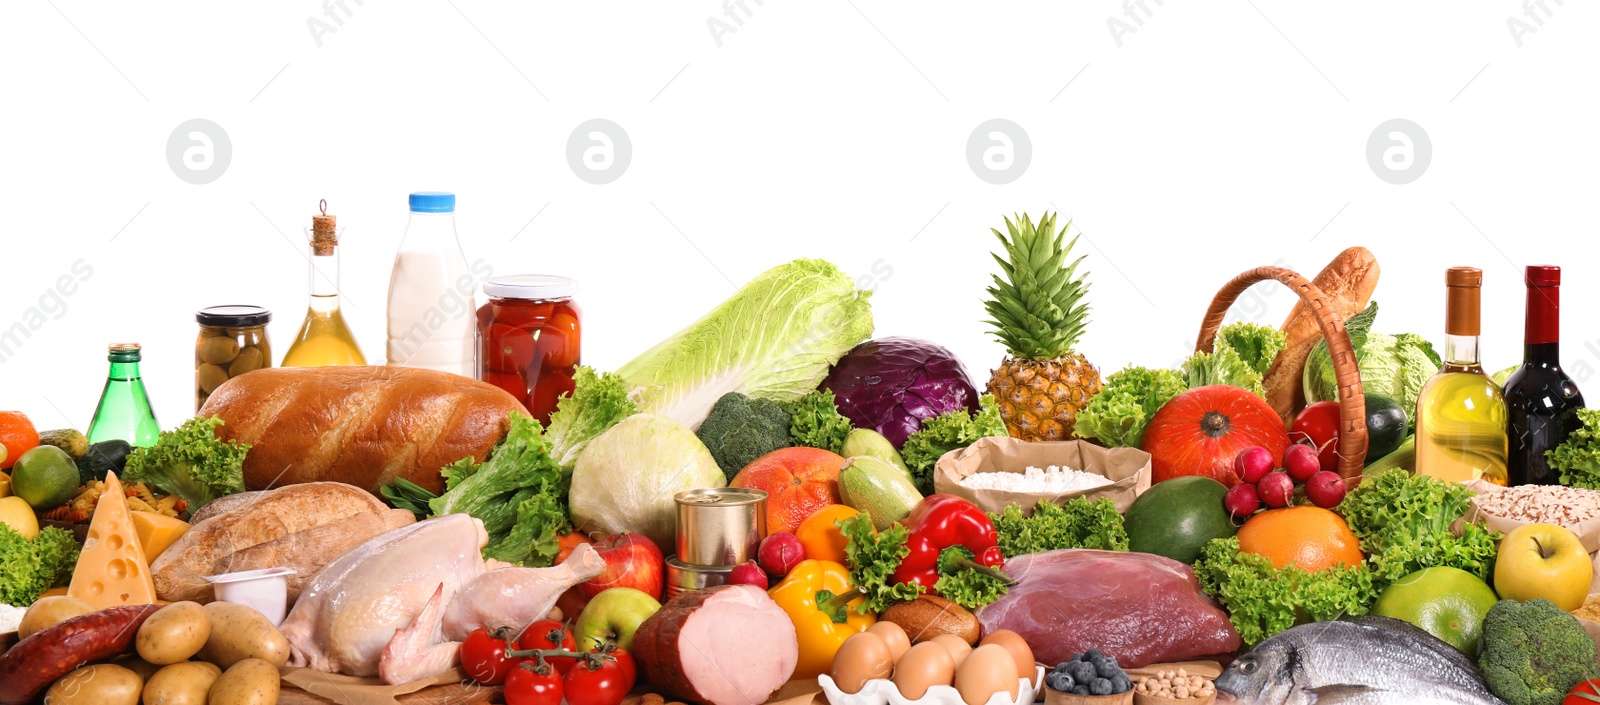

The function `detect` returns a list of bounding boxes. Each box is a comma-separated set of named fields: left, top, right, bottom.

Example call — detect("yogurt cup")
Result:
left=203, top=567, right=297, bottom=625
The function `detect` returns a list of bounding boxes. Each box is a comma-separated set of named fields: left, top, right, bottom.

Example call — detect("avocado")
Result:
left=840, top=429, right=910, bottom=476
left=1124, top=476, right=1237, bottom=564
left=1363, top=394, right=1408, bottom=462
left=838, top=456, right=922, bottom=530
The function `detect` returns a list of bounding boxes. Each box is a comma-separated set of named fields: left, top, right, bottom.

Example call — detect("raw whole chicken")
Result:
left=280, top=513, right=604, bottom=684
left=975, top=549, right=1241, bottom=668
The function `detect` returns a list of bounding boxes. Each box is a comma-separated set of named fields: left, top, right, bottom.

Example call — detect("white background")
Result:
left=1, top=1, right=1596, bottom=431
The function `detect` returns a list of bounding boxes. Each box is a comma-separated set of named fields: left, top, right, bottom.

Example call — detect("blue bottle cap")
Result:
left=409, top=192, right=456, bottom=213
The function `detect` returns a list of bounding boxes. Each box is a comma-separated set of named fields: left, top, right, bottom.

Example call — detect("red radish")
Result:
left=728, top=560, right=769, bottom=589
left=1224, top=483, right=1262, bottom=520
left=1257, top=471, right=1295, bottom=508
left=1233, top=446, right=1276, bottom=485
left=1305, top=471, right=1348, bottom=508
left=1282, top=444, right=1322, bottom=483
left=758, top=532, right=804, bottom=577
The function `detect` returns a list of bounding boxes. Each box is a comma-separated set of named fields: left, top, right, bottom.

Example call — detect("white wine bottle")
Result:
left=1415, top=266, right=1508, bottom=485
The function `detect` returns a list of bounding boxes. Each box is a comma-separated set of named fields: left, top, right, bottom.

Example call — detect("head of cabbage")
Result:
left=1303, top=302, right=1441, bottom=422
left=568, top=413, right=725, bottom=549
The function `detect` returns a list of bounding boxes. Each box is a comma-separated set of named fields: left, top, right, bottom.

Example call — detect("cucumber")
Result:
left=1364, top=434, right=1415, bottom=475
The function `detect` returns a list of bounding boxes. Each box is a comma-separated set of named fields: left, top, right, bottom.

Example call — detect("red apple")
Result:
left=579, top=532, right=665, bottom=601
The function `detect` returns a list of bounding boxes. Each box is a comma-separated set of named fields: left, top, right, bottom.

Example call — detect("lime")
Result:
left=11, top=445, right=79, bottom=510
left=0, top=495, right=39, bottom=539
left=1372, top=566, right=1498, bottom=655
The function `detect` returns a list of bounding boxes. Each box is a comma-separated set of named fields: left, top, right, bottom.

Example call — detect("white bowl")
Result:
left=203, top=567, right=297, bottom=625
left=819, top=665, right=1046, bottom=705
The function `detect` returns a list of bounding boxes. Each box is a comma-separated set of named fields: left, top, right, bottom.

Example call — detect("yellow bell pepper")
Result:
left=768, top=558, right=876, bottom=678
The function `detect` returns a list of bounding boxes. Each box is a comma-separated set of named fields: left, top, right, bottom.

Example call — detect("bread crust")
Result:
left=1263, top=247, right=1381, bottom=423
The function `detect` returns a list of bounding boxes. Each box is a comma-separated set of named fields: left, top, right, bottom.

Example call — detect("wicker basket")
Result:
left=1195, top=266, right=1368, bottom=478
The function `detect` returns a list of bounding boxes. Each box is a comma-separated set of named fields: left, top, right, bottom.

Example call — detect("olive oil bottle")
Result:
left=282, top=202, right=366, bottom=367
left=1415, top=267, right=1508, bottom=485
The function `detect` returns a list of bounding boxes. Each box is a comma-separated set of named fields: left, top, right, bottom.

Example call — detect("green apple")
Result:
left=1493, top=522, right=1593, bottom=611
left=574, top=587, right=661, bottom=651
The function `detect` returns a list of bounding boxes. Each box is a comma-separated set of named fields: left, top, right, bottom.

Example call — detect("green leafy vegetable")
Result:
left=0, top=524, right=79, bottom=606
left=933, top=568, right=1009, bottom=610
left=1073, top=367, right=1186, bottom=448
left=617, top=258, right=874, bottom=429
left=429, top=411, right=570, bottom=567
left=1194, top=537, right=1377, bottom=645
left=1336, top=468, right=1501, bottom=586
left=1549, top=408, right=1600, bottom=489
left=545, top=367, right=637, bottom=469
left=124, top=416, right=249, bottom=512
left=380, top=478, right=437, bottom=520
left=838, top=511, right=923, bottom=614
left=901, top=395, right=1007, bottom=494
left=695, top=392, right=792, bottom=481
left=1303, top=302, right=1442, bottom=422
left=989, top=498, right=1129, bottom=557
left=782, top=390, right=855, bottom=454
left=1181, top=322, right=1287, bottom=395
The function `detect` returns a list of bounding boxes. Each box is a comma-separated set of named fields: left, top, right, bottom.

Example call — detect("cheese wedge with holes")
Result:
left=130, top=511, right=190, bottom=561
left=69, top=472, right=157, bottom=609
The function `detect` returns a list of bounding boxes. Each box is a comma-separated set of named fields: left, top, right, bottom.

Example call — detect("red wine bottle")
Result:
left=1503, top=265, right=1586, bottom=486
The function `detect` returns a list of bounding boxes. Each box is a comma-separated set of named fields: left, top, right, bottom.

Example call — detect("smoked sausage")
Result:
left=0, top=604, right=161, bottom=705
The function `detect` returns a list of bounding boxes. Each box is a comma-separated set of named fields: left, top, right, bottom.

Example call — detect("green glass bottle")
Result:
left=87, top=343, right=160, bottom=447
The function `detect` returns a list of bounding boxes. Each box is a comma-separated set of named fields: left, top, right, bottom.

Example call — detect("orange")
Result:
left=795, top=504, right=859, bottom=563
left=1236, top=506, right=1364, bottom=572
left=0, top=411, right=39, bottom=470
left=730, top=447, right=845, bottom=534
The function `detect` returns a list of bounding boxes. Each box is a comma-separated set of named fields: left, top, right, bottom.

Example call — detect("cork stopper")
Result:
left=1445, top=266, right=1482, bottom=337
left=310, top=199, right=338, bottom=256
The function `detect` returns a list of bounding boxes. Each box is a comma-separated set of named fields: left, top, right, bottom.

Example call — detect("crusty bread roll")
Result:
left=1262, top=247, right=1380, bottom=423
left=197, top=366, right=526, bottom=494
left=152, top=482, right=415, bottom=604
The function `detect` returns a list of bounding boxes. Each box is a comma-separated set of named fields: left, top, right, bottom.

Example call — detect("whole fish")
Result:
left=1215, top=617, right=1507, bottom=705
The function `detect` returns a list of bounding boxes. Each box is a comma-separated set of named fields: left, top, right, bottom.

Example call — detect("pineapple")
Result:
left=983, top=212, right=1103, bottom=441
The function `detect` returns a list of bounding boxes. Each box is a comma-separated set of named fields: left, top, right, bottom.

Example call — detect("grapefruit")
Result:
left=1372, top=567, right=1498, bottom=655
left=1125, top=476, right=1237, bottom=564
left=1236, top=506, right=1364, bottom=572
left=731, top=447, right=846, bottom=534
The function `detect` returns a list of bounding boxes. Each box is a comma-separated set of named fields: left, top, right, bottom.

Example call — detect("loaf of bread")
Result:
left=152, top=482, right=415, bottom=604
left=197, top=366, right=525, bottom=494
left=1262, top=247, right=1380, bottom=423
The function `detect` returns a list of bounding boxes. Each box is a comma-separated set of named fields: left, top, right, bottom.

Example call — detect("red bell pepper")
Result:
left=890, top=494, right=1009, bottom=594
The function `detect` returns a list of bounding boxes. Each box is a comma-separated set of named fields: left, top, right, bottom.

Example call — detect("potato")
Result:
left=143, top=662, right=222, bottom=705
left=46, top=664, right=143, bottom=705
left=115, top=655, right=165, bottom=682
left=197, top=602, right=289, bottom=669
left=137, top=601, right=211, bottom=665
left=17, top=595, right=95, bottom=639
left=207, top=658, right=280, bottom=705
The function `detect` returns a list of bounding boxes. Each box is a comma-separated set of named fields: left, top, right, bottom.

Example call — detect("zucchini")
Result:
left=1363, top=434, right=1415, bottom=475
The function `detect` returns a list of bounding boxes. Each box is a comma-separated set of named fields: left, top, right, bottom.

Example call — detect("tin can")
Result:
left=664, top=556, right=736, bottom=601
left=674, top=488, right=768, bottom=566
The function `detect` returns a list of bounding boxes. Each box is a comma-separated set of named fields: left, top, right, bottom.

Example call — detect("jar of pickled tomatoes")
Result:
left=478, top=275, right=580, bottom=423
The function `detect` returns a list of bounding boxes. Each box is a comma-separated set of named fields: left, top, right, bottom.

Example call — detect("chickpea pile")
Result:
left=1134, top=668, right=1215, bottom=700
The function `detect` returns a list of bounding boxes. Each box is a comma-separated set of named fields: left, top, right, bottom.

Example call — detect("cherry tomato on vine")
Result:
left=518, top=619, right=579, bottom=674
left=461, top=626, right=517, bottom=685
left=505, top=662, right=564, bottom=705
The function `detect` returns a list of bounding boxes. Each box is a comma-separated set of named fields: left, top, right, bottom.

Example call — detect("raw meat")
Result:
left=975, top=549, right=1240, bottom=668
left=633, top=585, right=799, bottom=705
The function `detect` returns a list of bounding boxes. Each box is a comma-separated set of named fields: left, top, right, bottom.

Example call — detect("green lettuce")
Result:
left=1181, top=322, right=1287, bottom=395
left=1549, top=408, right=1600, bottom=489
left=617, top=259, right=873, bottom=430
left=429, top=411, right=569, bottom=566
left=901, top=395, right=1007, bottom=494
left=545, top=366, right=637, bottom=469
left=1195, top=537, right=1377, bottom=645
left=124, top=416, right=249, bottom=512
left=0, top=524, right=79, bottom=606
left=1073, top=367, right=1186, bottom=448
left=782, top=390, right=855, bottom=453
left=1303, top=302, right=1441, bottom=421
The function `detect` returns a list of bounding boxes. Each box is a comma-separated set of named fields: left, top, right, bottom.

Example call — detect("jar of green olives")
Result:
left=195, top=305, right=272, bottom=411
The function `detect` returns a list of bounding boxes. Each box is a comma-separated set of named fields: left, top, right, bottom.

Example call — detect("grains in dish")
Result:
left=959, top=465, right=1113, bottom=493
left=1474, top=484, right=1600, bottom=529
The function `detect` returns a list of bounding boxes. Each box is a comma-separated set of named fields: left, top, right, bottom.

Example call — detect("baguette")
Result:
left=197, top=365, right=525, bottom=494
left=152, top=482, right=415, bottom=604
left=1262, top=247, right=1380, bottom=423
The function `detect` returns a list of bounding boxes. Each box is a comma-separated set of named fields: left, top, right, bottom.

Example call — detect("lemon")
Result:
left=11, top=445, right=79, bottom=510
left=0, top=495, right=40, bottom=539
left=1372, top=566, right=1499, bottom=656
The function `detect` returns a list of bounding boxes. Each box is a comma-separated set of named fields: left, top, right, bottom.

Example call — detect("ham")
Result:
left=634, top=585, right=799, bottom=705
left=975, top=549, right=1241, bottom=668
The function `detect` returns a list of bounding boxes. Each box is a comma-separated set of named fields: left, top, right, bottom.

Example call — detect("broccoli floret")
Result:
left=1479, top=599, right=1600, bottom=705
left=695, top=392, right=792, bottom=480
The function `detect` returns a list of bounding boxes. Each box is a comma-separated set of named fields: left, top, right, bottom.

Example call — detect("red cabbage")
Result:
left=820, top=337, right=980, bottom=448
